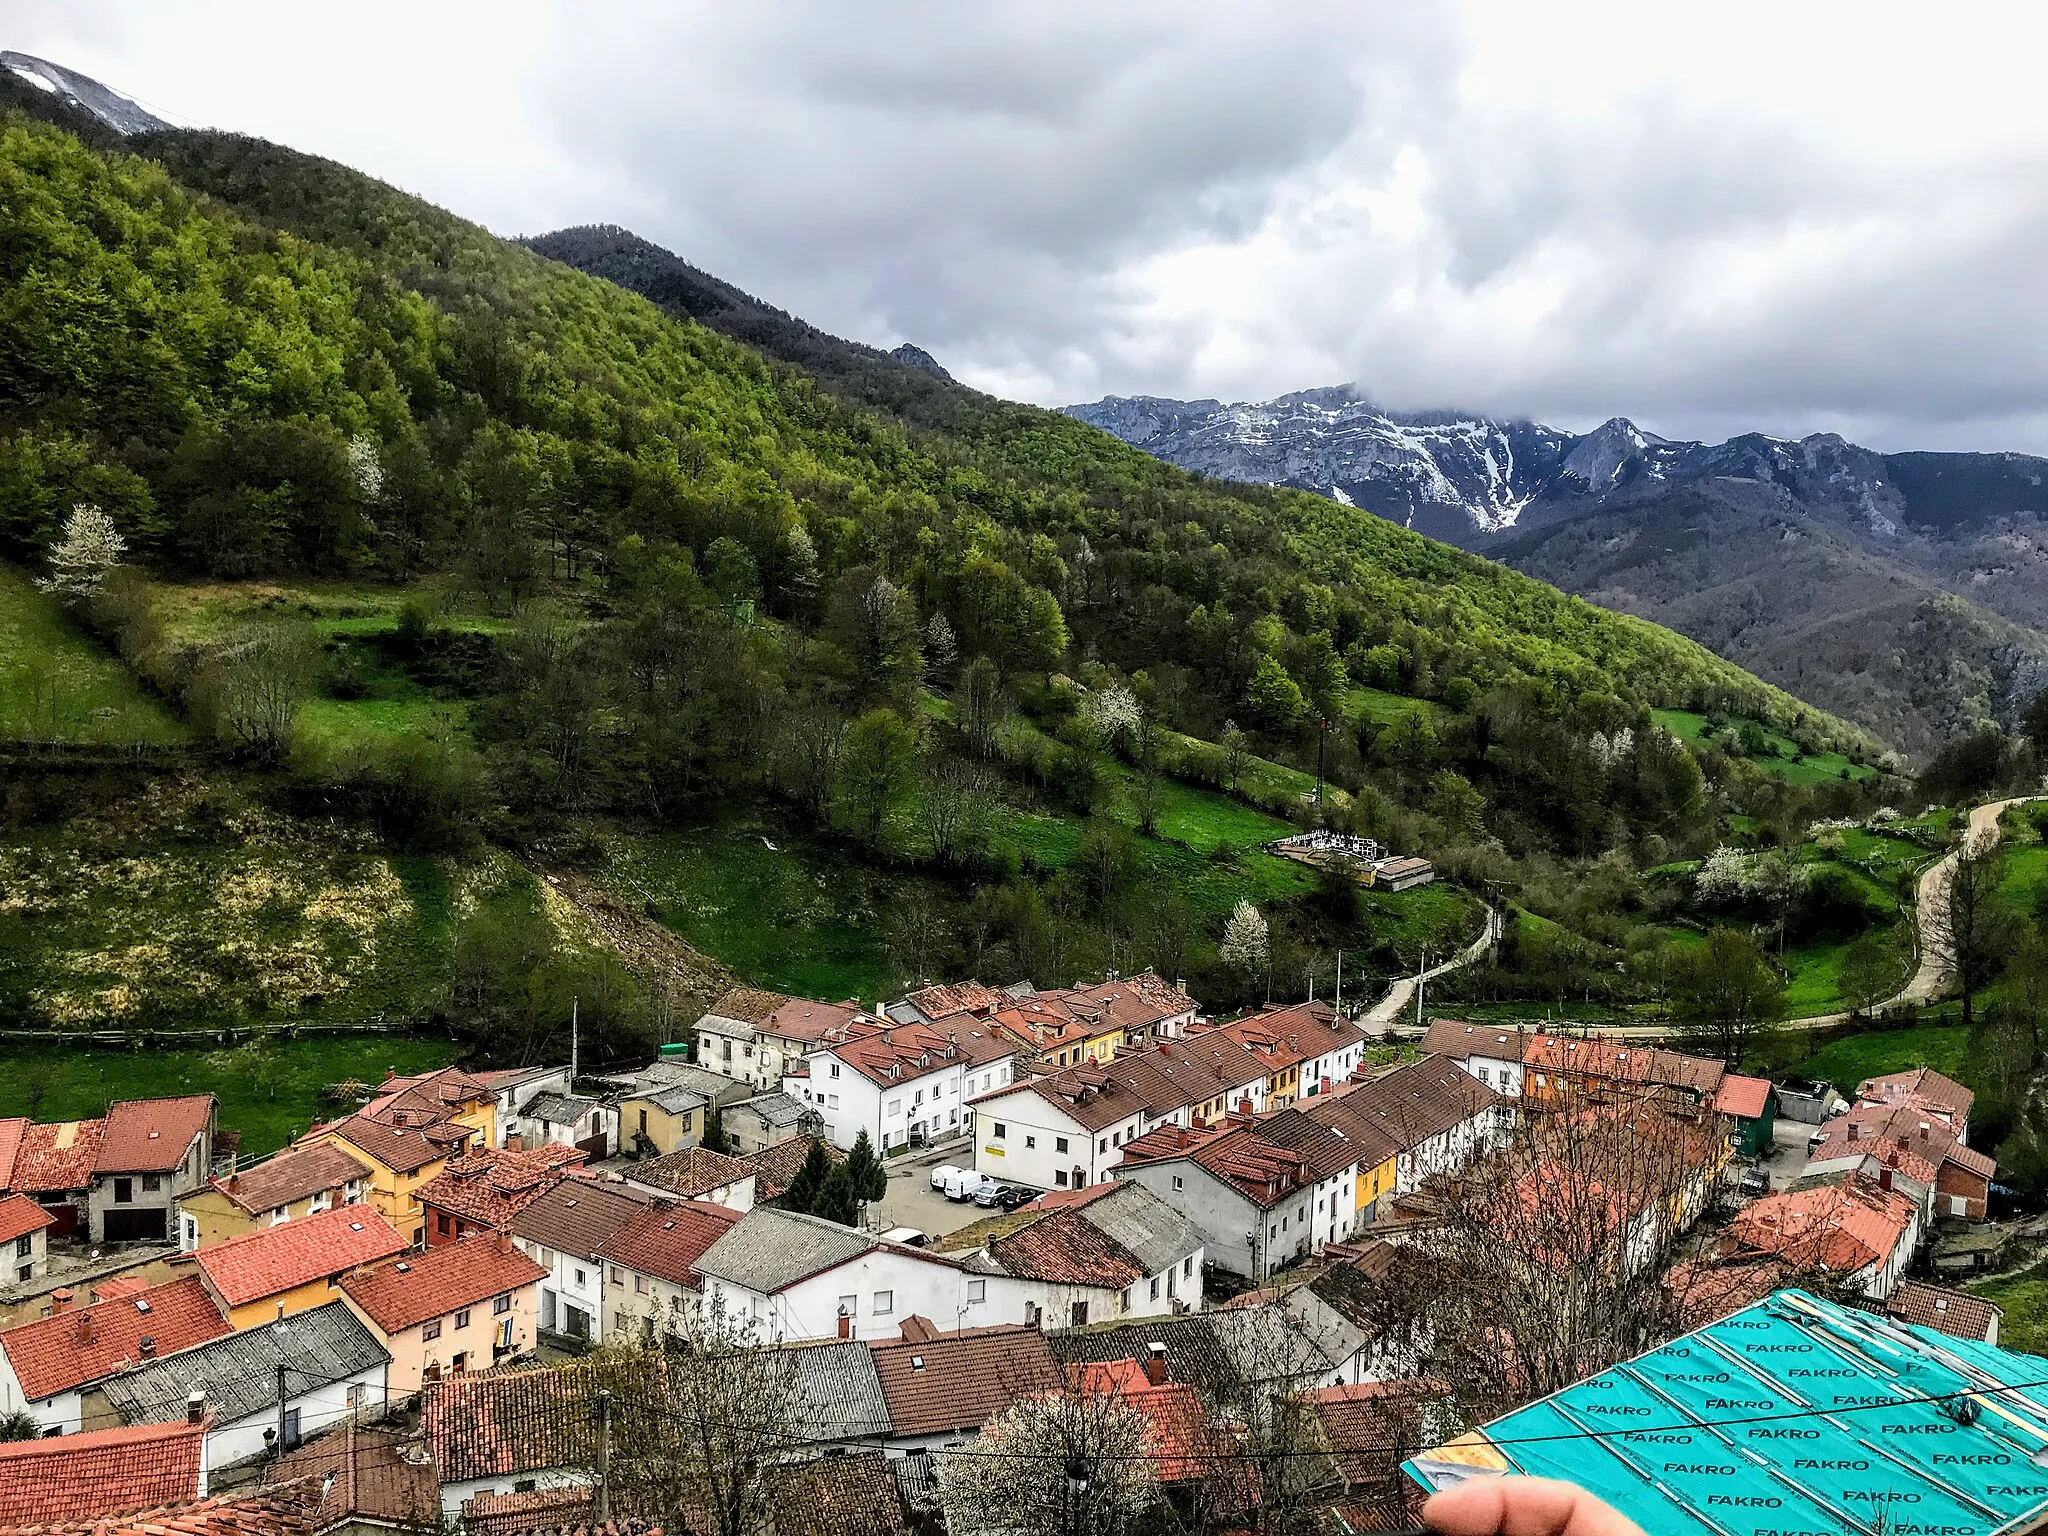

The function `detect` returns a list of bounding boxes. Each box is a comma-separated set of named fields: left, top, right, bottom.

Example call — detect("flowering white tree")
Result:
left=924, top=612, right=958, bottom=671
left=345, top=434, right=384, bottom=502
left=938, top=1388, right=1157, bottom=1536
left=38, top=503, right=126, bottom=602
left=1221, top=899, right=1270, bottom=979
left=1081, top=682, right=1141, bottom=751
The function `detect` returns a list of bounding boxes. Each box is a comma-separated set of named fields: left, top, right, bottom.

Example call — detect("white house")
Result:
left=0, top=1275, right=231, bottom=1435
left=93, top=1302, right=389, bottom=1473
left=964, top=1182, right=1206, bottom=1330
left=694, top=1208, right=988, bottom=1341
left=785, top=1017, right=1018, bottom=1153
left=475, top=1066, right=573, bottom=1146
left=695, top=992, right=867, bottom=1094
left=508, top=1177, right=655, bottom=1349
left=504, top=1090, right=617, bottom=1160
left=968, top=1035, right=1268, bottom=1194
left=1418, top=1020, right=1529, bottom=1099
left=1113, top=1125, right=1328, bottom=1281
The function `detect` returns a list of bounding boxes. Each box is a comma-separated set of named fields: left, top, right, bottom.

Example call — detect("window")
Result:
left=1055, top=1170, right=1069, bottom=1187
left=574, top=1268, right=586, bottom=1287
left=423, top=1319, right=443, bottom=1341
left=1149, top=1277, right=1160, bottom=1301
left=828, top=1094, right=840, bottom=1110
left=635, top=1274, right=649, bottom=1294
left=1025, top=1135, right=1036, bottom=1149
left=1171, top=1175, right=1184, bottom=1192
left=12, top=1236, right=28, bottom=1259
left=436, top=1213, right=451, bottom=1236
left=456, top=1308, right=471, bottom=1328
left=966, top=1279, right=985, bottom=1302
left=494, top=1294, right=512, bottom=1315
left=1098, top=1137, right=1108, bottom=1153
left=993, top=1123, right=1007, bottom=1140
left=617, top=1311, right=631, bottom=1334
left=112, top=1178, right=132, bottom=1204
left=141, top=1174, right=160, bottom=1194
left=1112, top=1130, right=1122, bottom=1147
left=913, top=1090, right=923, bottom=1107
left=282, top=1406, right=301, bottom=1449
left=1183, top=1256, right=1192, bottom=1276
left=887, top=1099, right=903, bottom=1117
left=514, top=1480, right=537, bottom=1495
left=609, top=1266, right=625, bottom=1286
left=1055, top=1136, right=1069, bottom=1154
left=15, top=1265, right=28, bottom=1282
left=838, top=1294, right=857, bottom=1317
left=873, top=1291, right=894, bottom=1316
left=830, top=1064, right=841, bottom=1079
left=452, top=1352, right=468, bottom=1373
left=1071, top=1301, right=1088, bottom=1327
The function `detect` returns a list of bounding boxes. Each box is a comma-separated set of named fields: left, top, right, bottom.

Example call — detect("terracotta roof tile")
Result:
left=318, top=1113, right=473, bottom=1175
left=1887, top=1279, right=2002, bottom=1342
left=269, top=1423, right=438, bottom=1529
left=508, top=1179, right=653, bottom=1257
left=1418, top=1019, right=1528, bottom=1063
left=341, top=1235, right=547, bottom=1334
left=0, top=1120, right=28, bottom=1190
left=94, top=1098, right=213, bottom=1176
left=1726, top=1174, right=1917, bottom=1274
left=194, top=1204, right=408, bottom=1308
left=424, top=1358, right=658, bottom=1484
left=1523, top=1035, right=1725, bottom=1096
left=986, top=1208, right=1143, bottom=1288
left=1856, top=1067, right=1974, bottom=1123
left=594, top=1200, right=742, bottom=1289
left=0, top=1277, right=229, bottom=1402
left=0, top=1194, right=54, bottom=1247
left=0, top=1480, right=324, bottom=1536
left=899, top=980, right=1007, bottom=1021
left=868, top=1322, right=1059, bottom=1436
left=1713, top=1074, right=1774, bottom=1121
left=417, top=1146, right=587, bottom=1231
left=212, top=1142, right=371, bottom=1216
left=767, top=1452, right=908, bottom=1536
left=0, top=1419, right=204, bottom=1525
left=703, top=986, right=792, bottom=1026
left=1307, top=1057, right=1500, bottom=1154
left=746, top=1136, right=841, bottom=1201
left=10, top=1120, right=105, bottom=1194
left=1071, top=1359, right=1241, bottom=1486
left=626, top=1148, right=754, bottom=1200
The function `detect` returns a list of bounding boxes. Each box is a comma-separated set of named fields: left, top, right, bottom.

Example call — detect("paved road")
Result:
left=1363, top=907, right=1501, bottom=1032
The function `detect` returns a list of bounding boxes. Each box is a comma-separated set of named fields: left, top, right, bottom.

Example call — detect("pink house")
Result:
left=340, top=1235, right=547, bottom=1392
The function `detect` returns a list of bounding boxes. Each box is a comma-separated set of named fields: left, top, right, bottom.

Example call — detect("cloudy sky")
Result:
left=10, top=1, right=2048, bottom=449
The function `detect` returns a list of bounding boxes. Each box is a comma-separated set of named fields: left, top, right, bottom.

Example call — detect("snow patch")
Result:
left=6, top=62, right=57, bottom=93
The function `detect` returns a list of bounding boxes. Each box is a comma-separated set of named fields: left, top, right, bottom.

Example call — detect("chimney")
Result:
left=139, top=1336, right=156, bottom=1359
left=187, top=1389, right=206, bottom=1425
left=1144, top=1343, right=1168, bottom=1387
left=505, top=1133, right=524, bottom=1153
left=899, top=1315, right=937, bottom=1344
left=837, top=1310, right=851, bottom=1340
left=49, top=1288, right=73, bottom=1315
left=76, top=1312, right=94, bottom=1346
left=227, top=1174, right=240, bottom=1194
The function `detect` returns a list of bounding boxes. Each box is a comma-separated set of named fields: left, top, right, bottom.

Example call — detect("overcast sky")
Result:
left=11, top=1, right=2048, bottom=449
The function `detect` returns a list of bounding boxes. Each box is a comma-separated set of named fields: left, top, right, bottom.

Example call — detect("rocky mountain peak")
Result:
left=0, top=53, right=169, bottom=135
left=888, top=343, right=952, bottom=381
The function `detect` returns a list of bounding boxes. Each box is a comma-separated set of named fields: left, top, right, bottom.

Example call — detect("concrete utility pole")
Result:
left=1414, top=949, right=1430, bottom=1028
left=593, top=1390, right=612, bottom=1521
left=570, top=996, right=579, bottom=1083
left=1335, top=949, right=1343, bottom=1013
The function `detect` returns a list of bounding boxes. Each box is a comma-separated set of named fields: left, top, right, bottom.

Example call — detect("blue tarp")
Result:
left=1405, top=1289, right=2048, bottom=1535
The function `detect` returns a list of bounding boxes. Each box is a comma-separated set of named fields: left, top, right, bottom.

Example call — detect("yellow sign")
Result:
left=983, top=1146, right=1005, bottom=1157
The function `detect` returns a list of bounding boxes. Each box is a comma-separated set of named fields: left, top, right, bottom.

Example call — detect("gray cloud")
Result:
left=9, top=1, right=2048, bottom=449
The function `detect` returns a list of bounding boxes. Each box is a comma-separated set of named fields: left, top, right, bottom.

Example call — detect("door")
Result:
left=102, top=1207, right=167, bottom=1243
left=541, top=1290, right=557, bottom=1331
left=566, top=1305, right=590, bottom=1342
left=577, top=1131, right=609, bottom=1161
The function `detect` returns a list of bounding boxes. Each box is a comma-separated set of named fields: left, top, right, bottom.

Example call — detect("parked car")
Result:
left=997, top=1185, right=1036, bottom=1210
left=945, top=1168, right=996, bottom=1202
left=879, top=1226, right=929, bottom=1248
left=930, top=1164, right=965, bottom=1192
left=1738, top=1168, right=1770, bottom=1198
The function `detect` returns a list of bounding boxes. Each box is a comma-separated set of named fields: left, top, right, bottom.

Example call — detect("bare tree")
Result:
left=778, top=709, right=845, bottom=823
left=1395, top=1093, right=1727, bottom=1422
left=198, top=625, right=319, bottom=762
left=956, top=656, right=1009, bottom=760
left=1924, top=839, right=2017, bottom=1031
left=938, top=1383, right=1158, bottom=1536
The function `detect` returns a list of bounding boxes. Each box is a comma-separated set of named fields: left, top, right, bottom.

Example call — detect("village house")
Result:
left=470, top=1066, right=572, bottom=1145
left=176, top=1141, right=371, bottom=1251
left=786, top=1015, right=1019, bottom=1154
left=695, top=991, right=868, bottom=1093
left=1722, top=1172, right=1920, bottom=1299
left=867, top=1316, right=1060, bottom=1453
left=508, top=1176, right=654, bottom=1348
left=1049, top=973, right=1200, bottom=1046
left=940, top=1181, right=1206, bottom=1329
left=1239, top=1107, right=1374, bottom=1249
left=621, top=1147, right=756, bottom=1210
left=193, top=1203, right=411, bottom=1330
left=91, top=1300, right=390, bottom=1470
left=1520, top=1034, right=1725, bottom=1111
left=718, top=1091, right=823, bottom=1156
left=982, top=996, right=1108, bottom=1070
left=1314, top=1056, right=1510, bottom=1201
left=1887, top=1278, right=2003, bottom=1344
left=0, top=1195, right=54, bottom=1285
left=968, top=1033, right=1269, bottom=1193
left=361, top=1068, right=500, bottom=1143
left=1855, top=1065, right=1974, bottom=1140
left=500, top=1089, right=616, bottom=1162
left=781, top=1336, right=892, bottom=1454
left=693, top=1207, right=976, bottom=1341
left=88, top=1097, right=217, bottom=1245
left=596, top=1199, right=742, bottom=1340
left=1202, top=1001, right=1370, bottom=1106
left=271, top=1420, right=442, bottom=1532
left=1113, top=1125, right=1324, bottom=1280
left=0, top=1275, right=230, bottom=1434
left=612, top=1060, right=753, bottom=1159
left=1803, top=1098, right=1995, bottom=1220
left=883, top=979, right=1013, bottom=1028
left=339, top=1236, right=548, bottom=1391
left=1, top=1116, right=103, bottom=1240
left=0, top=1418, right=212, bottom=1523
left=296, top=1070, right=500, bottom=1242
left=1714, top=1072, right=1778, bottom=1157
left=1418, top=1019, right=1529, bottom=1098
left=421, top=1359, right=653, bottom=1523
left=416, top=1144, right=587, bottom=1247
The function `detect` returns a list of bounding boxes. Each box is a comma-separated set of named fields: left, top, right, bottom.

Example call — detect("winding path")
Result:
left=1361, top=906, right=1501, bottom=1031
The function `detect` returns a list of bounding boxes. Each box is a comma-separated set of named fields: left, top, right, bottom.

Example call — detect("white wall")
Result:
left=1449, top=1053, right=1523, bottom=1099
left=970, top=1096, right=1125, bottom=1193
left=513, top=1239, right=606, bottom=1346
left=493, top=1070, right=572, bottom=1143
left=703, top=1249, right=981, bottom=1342
left=790, top=1052, right=1015, bottom=1153
left=443, top=1467, right=591, bottom=1522
left=209, top=1362, right=388, bottom=1472
left=621, top=1173, right=756, bottom=1213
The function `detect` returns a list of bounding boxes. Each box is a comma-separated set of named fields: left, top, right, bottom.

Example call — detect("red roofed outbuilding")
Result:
left=90, top=1097, right=217, bottom=1246
left=0, top=1193, right=55, bottom=1285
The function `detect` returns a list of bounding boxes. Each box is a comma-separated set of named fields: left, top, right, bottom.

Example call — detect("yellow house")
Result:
left=175, top=1140, right=373, bottom=1251
left=1080, top=1021, right=1123, bottom=1065
left=620, top=1085, right=706, bottom=1158
left=298, top=1118, right=477, bottom=1244
left=193, top=1203, right=411, bottom=1331
left=1354, top=1152, right=1398, bottom=1213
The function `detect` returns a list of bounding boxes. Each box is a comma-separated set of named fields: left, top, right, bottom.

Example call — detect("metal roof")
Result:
left=1078, top=1182, right=1203, bottom=1276
left=99, top=1301, right=387, bottom=1427
left=1406, top=1288, right=2048, bottom=1535
left=520, top=1091, right=598, bottom=1126
left=783, top=1338, right=891, bottom=1443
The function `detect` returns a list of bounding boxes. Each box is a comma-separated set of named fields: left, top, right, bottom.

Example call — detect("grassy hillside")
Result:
left=0, top=566, right=188, bottom=744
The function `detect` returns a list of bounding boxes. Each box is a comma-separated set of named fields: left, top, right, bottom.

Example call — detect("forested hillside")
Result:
left=0, top=94, right=1924, bottom=1054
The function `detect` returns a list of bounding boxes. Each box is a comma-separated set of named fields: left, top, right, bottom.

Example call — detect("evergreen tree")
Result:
left=846, top=1130, right=889, bottom=1206
left=813, top=1163, right=861, bottom=1227
left=780, top=1139, right=833, bottom=1214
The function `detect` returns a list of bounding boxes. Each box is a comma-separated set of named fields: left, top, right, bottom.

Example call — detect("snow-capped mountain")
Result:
left=1, top=52, right=169, bottom=136
left=1062, top=386, right=1938, bottom=548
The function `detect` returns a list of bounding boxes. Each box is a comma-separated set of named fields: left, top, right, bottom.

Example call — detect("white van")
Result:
left=944, top=1168, right=995, bottom=1202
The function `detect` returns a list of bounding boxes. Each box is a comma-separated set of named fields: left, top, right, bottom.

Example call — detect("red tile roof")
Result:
left=1809, top=1102, right=1996, bottom=1182
left=1726, top=1174, right=1917, bottom=1275
left=1308, top=1057, right=1501, bottom=1155
left=1071, top=1359, right=1237, bottom=1486
left=1054, top=973, right=1197, bottom=1035
left=0, top=1277, right=230, bottom=1402
left=1302, top=1380, right=1436, bottom=1489
left=11, top=1120, right=105, bottom=1194
left=1523, top=1035, right=1725, bottom=1096
left=270, top=1424, right=438, bottom=1529
left=341, top=1235, right=547, bottom=1334
left=423, top=1359, right=648, bottom=1482
left=763, top=998, right=867, bottom=1045
left=1187, top=1127, right=1316, bottom=1207
left=746, top=1136, right=841, bottom=1201
left=899, top=981, right=1008, bottom=1021
left=94, top=1098, right=214, bottom=1176
left=0, top=1420, right=206, bottom=1526
left=0, top=1119, right=28, bottom=1189
left=1856, top=1067, right=1973, bottom=1124
left=362, top=1067, right=496, bottom=1123
left=812, top=1017, right=1017, bottom=1087
left=986, top=1208, right=1144, bottom=1289
left=626, top=1147, right=754, bottom=1200
left=319, top=1113, right=473, bottom=1175
left=1887, top=1279, right=2003, bottom=1342
left=594, top=1201, right=742, bottom=1288
left=1, top=1481, right=323, bottom=1536
left=0, top=1193, right=54, bottom=1247
left=868, top=1322, right=1059, bottom=1436
left=1713, top=1074, right=1774, bottom=1121
left=1418, top=1019, right=1529, bottom=1064
left=194, top=1205, right=408, bottom=1308
left=1208, top=1001, right=1367, bottom=1080
left=213, top=1142, right=371, bottom=1216
left=703, top=987, right=794, bottom=1026
left=978, top=1033, right=1267, bottom=1132
left=417, top=1146, right=587, bottom=1231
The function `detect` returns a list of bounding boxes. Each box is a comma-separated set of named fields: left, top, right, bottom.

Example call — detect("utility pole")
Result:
left=1335, top=949, right=1343, bottom=1013
left=570, top=996, right=579, bottom=1083
left=277, top=1363, right=290, bottom=1455
left=1414, top=948, right=1429, bottom=1028
left=1314, top=714, right=1327, bottom=807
